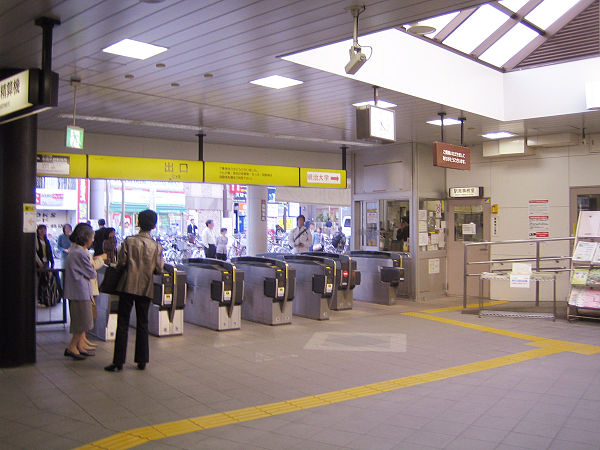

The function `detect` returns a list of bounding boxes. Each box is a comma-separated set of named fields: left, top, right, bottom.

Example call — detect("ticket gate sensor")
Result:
left=349, top=251, right=405, bottom=305
left=308, top=252, right=361, bottom=310
left=89, top=266, right=118, bottom=341
left=259, top=254, right=335, bottom=320
left=231, top=256, right=295, bottom=325
left=180, top=259, right=244, bottom=331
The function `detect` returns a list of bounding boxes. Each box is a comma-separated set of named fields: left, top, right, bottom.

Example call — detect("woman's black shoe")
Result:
left=64, top=349, right=86, bottom=360
left=137, top=362, right=146, bottom=370
left=104, top=364, right=123, bottom=372
left=78, top=350, right=95, bottom=357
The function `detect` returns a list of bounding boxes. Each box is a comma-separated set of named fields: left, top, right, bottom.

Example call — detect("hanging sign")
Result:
left=89, top=155, right=203, bottom=182
left=0, top=71, right=32, bottom=118
left=433, top=142, right=471, bottom=170
left=300, top=168, right=347, bottom=188
left=36, top=153, right=87, bottom=178
left=449, top=187, right=483, bottom=198
left=204, top=162, right=298, bottom=186
left=66, top=125, right=84, bottom=149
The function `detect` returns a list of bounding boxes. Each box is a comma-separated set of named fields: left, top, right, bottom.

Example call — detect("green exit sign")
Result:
left=66, top=125, right=84, bottom=149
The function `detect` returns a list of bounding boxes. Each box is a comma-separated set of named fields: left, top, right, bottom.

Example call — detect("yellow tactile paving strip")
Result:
left=77, top=302, right=600, bottom=450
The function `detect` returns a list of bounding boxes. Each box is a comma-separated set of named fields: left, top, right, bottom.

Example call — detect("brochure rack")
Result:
left=567, top=211, right=600, bottom=322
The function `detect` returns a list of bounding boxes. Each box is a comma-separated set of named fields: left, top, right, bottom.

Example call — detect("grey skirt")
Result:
left=69, top=299, right=94, bottom=333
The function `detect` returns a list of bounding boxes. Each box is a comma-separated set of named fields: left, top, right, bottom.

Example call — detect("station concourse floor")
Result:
left=2, top=298, right=600, bottom=450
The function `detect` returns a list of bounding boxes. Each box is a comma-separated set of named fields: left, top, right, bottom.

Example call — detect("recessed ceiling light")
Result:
left=249, top=75, right=303, bottom=89
left=102, top=38, right=167, bottom=60
left=482, top=131, right=516, bottom=139
left=352, top=100, right=397, bottom=108
left=427, top=118, right=462, bottom=126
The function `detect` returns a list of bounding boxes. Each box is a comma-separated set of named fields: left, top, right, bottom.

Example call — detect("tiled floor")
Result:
left=2, top=297, right=600, bottom=449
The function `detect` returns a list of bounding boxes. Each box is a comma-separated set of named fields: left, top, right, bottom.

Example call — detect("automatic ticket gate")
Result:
left=180, top=259, right=244, bottom=331
left=308, top=252, right=361, bottom=310
left=259, top=254, right=335, bottom=320
left=231, top=256, right=295, bottom=326
left=349, top=251, right=404, bottom=305
left=89, top=266, right=118, bottom=341
left=129, top=264, right=187, bottom=336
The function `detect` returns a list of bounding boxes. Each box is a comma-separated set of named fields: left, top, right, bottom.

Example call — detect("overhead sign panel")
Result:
left=449, top=187, right=483, bottom=198
left=66, top=126, right=85, bottom=149
left=89, top=155, right=203, bottom=182
left=36, top=153, right=87, bottom=178
left=300, top=168, right=347, bottom=188
left=0, top=71, right=32, bottom=118
left=204, top=162, right=298, bottom=186
left=433, top=142, right=471, bottom=170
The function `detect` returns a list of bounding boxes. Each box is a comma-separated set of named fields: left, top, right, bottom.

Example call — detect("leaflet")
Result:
left=572, top=241, right=597, bottom=262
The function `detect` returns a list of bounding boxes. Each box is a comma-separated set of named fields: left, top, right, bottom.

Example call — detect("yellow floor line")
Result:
left=76, top=306, right=600, bottom=450
left=420, top=300, right=508, bottom=314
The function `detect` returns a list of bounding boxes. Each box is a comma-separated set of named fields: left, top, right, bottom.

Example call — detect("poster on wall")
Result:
left=528, top=199, right=549, bottom=239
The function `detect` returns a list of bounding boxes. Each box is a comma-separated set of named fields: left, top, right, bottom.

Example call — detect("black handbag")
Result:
left=99, top=265, right=124, bottom=295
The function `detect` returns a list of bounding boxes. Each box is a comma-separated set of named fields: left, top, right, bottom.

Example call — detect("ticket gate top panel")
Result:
left=181, top=259, right=244, bottom=306
left=349, top=250, right=403, bottom=267
left=231, top=256, right=295, bottom=302
left=307, top=252, right=361, bottom=290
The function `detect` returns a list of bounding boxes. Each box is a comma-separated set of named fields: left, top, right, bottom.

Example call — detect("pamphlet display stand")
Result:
left=567, top=211, right=600, bottom=321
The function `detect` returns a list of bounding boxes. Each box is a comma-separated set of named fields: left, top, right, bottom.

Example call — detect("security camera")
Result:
left=345, top=45, right=367, bottom=75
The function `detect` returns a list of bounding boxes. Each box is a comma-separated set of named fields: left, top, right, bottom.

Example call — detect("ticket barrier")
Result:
left=259, top=254, right=335, bottom=320
left=230, top=256, right=295, bottom=326
left=129, top=264, right=187, bottom=336
left=349, top=251, right=405, bottom=305
left=89, top=266, right=118, bottom=341
left=179, top=259, right=244, bottom=331
left=307, top=252, right=361, bottom=310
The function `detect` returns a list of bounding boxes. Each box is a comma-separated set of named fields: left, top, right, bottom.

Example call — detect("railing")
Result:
left=463, top=237, right=575, bottom=308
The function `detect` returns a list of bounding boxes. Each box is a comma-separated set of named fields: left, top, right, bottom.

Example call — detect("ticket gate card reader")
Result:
left=349, top=251, right=405, bottom=305
left=231, top=256, right=295, bottom=325
left=181, top=259, right=244, bottom=331
left=259, top=254, right=334, bottom=320
left=308, top=252, right=361, bottom=310
left=89, top=266, right=118, bottom=341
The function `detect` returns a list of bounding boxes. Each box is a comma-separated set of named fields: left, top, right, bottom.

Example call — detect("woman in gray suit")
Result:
left=63, top=223, right=98, bottom=360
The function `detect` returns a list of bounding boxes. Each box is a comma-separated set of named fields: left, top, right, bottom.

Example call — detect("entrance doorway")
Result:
left=570, top=187, right=600, bottom=236
left=447, top=199, right=491, bottom=298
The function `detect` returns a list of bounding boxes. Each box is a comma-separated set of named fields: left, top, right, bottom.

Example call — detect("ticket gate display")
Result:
left=349, top=251, right=405, bottom=305
left=180, top=259, right=244, bottom=331
left=89, top=267, right=118, bottom=341
left=259, top=253, right=334, bottom=320
left=307, top=252, right=361, bottom=310
left=231, top=256, right=295, bottom=325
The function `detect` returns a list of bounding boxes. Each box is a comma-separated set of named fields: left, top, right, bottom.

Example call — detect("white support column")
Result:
left=90, top=178, right=106, bottom=220
left=246, top=185, right=268, bottom=256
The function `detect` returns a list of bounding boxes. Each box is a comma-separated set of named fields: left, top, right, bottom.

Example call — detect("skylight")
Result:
left=480, top=23, right=539, bottom=67
left=525, top=0, right=580, bottom=30
left=406, top=11, right=460, bottom=37
left=102, top=39, right=167, bottom=60
left=249, top=75, right=303, bottom=89
left=498, top=0, right=530, bottom=13
left=443, top=5, right=510, bottom=54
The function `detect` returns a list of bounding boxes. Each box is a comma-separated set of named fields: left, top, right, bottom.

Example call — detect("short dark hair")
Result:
left=105, top=227, right=116, bottom=237
left=206, top=219, right=213, bottom=227
left=98, top=218, right=106, bottom=226
left=62, top=224, right=72, bottom=234
left=297, top=215, right=305, bottom=222
left=70, top=223, right=94, bottom=246
left=220, top=227, right=227, bottom=233
left=138, top=209, right=158, bottom=231
left=37, top=224, right=47, bottom=232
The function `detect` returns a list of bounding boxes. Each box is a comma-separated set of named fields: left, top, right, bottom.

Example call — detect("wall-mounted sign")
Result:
left=89, top=155, right=203, bottom=182
left=433, top=142, right=471, bottom=170
left=300, top=168, right=347, bottom=188
left=77, top=178, right=89, bottom=223
left=449, top=187, right=483, bottom=198
left=66, top=125, right=84, bottom=149
left=0, top=71, right=32, bottom=118
left=528, top=199, right=550, bottom=239
left=37, top=153, right=87, bottom=178
left=205, top=162, right=298, bottom=186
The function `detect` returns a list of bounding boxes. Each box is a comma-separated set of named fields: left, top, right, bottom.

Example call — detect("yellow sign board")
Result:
left=204, top=162, right=299, bottom=186
left=300, top=168, right=346, bottom=188
left=88, top=155, right=203, bottom=182
left=37, top=153, right=87, bottom=178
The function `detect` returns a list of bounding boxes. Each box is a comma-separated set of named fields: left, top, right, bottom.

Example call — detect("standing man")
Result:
left=202, top=219, right=217, bottom=258
left=187, top=218, right=198, bottom=235
left=289, top=215, right=312, bottom=254
left=92, top=218, right=107, bottom=255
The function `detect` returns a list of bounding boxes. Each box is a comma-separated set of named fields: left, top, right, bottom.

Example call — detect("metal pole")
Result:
left=121, top=180, right=125, bottom=236
left=463, top=243, right=468, bottom=308
left=459, top=117, right=466, bottom=146
left=341, top=145, right=347, bottom=171
left=438, top=112, right=446, bottom=142
left=196, top=133, right=206, bottom=161
left=35, top=17, right=61, bottom=72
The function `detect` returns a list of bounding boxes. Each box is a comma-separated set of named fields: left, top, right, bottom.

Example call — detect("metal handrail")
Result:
left=463, top=236, right=575, bottom=308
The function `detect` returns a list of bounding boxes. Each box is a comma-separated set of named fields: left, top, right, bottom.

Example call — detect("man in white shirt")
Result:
left=202, top=219, right=217, bottom=258
left=289, top=215, right=312, bottom=254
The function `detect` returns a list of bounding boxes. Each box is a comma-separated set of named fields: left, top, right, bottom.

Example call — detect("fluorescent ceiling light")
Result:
left=479, top=22, right=539, bottom=67
left=498, top=0, right=530, bottom=13
left=443, top=5, right=509, bottom=54
left=405, top=11, right=460, bottom=37
left=250, top=75, right=303, bottom=89
left=352, top=100, right=397, bottom=108
left=525, top=0, right=580, bottom=30
left=482, top=131, right=516, bottom=139
left=102, top=38, right=167, bottom=60
left=427, top=118, right=462, bottom=126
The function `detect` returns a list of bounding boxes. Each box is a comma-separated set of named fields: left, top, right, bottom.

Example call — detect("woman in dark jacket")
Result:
left=105, top=210, right=163, bottom=372
left=102, top=227, right=118, bottom=264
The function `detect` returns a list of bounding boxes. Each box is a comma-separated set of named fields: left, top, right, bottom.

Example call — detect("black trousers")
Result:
left=206, top=244, right=217, bottom=258
left=113, top=292, right=151, bottom=365
left=216, top=253, right=227, bottom=261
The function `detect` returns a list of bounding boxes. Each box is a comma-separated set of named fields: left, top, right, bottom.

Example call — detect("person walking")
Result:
left=63, top=223, right=98, bottom=360
left=202, top=219, right=217, bottom=258
left=105, top=210, right=163, bottom=372
left=289, top=215, right=312, bottom=254
left=312, top=226, right=324, bottom=251
left=57, top=224, right=72, bottom=268
left=332, top=226, right=347, bottom=254
left=216, top=227, right=228, bottom=261
left=187, top=218, right=198, bottom=235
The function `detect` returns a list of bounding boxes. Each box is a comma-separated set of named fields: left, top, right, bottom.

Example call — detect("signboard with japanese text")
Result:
left=77, top=178, right=89, bottom=222
left=449, top=187, right=483, bottom=198
left=528, top=199, right=550, bottom=239
left=89, top=155, right=203, bottom=182
left=433, top=142, right=471, bottom=170
left=300, top=168, right=347, bottom=188
left=36, top=153, right=87, bottom=178
left=204, top=162, right=298, bottom=186
left=0, top=71, right=32, bottom=118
